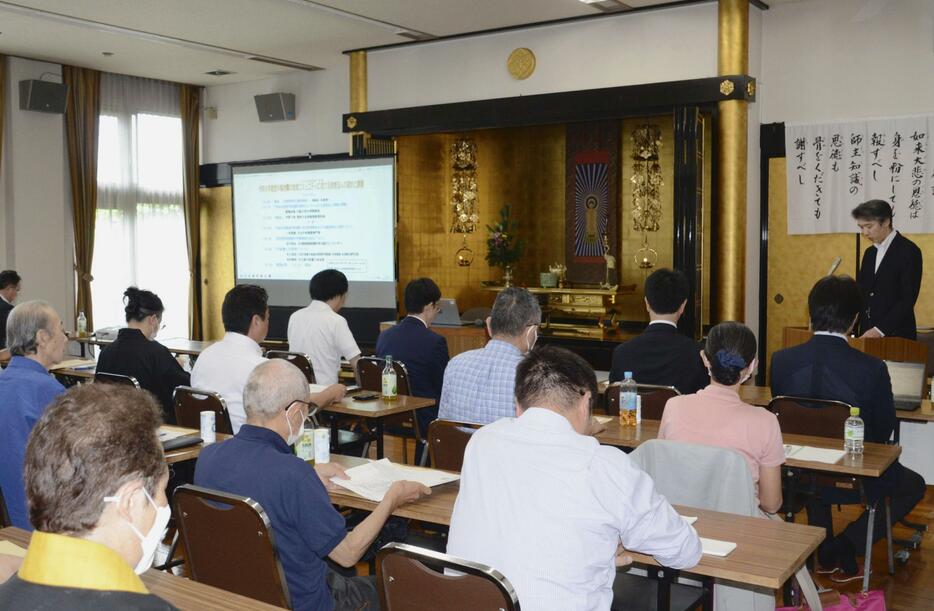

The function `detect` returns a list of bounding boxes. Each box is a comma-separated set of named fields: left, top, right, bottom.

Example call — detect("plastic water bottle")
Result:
left=76, top=311, right=87, bottom=337
left=844, top=407, right=864, bottom=455
left=381, top=355, right=397, bottom=401
left=620, top=372, right=638, bottom=427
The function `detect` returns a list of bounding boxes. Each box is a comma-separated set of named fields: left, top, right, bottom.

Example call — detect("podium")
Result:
left=782, top=327, right=929, bottom=366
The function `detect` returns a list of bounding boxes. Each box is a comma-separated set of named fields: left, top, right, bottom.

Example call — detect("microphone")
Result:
left=826, top=257, right=842, bottom=276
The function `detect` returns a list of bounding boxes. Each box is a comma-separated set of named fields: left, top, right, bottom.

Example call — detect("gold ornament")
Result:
left=507, top=48, right=536, bottom=80
left=346, top=115, right=358, bottom=129
left=719, top=80, right=734, bottom=96
left=631, top=124, right=663, bottom=233
left=746, top=80, right=756, bottom=97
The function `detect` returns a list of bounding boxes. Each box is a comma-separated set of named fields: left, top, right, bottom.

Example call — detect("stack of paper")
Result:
left=158, top=428, right=191, bottom=442
left=681, top=516, right=698, bottom=525
left=700, top=538, right=737, bottom=557
left=52, top=358, right=96, bottom=371
left=784, top=444, right=846, bottom=464
left=331, top=458, right=459, bottom=502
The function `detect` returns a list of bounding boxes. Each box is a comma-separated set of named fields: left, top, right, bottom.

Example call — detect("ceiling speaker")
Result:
left=254, top=92, right=296, bottom=122
left=19, top=80, right=68, bottom=114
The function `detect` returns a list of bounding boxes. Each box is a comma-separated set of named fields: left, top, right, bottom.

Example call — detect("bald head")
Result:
left=243, top=359, right=309, bottom=421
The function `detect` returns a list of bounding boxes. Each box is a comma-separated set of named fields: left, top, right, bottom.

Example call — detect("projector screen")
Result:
left=232, top=157, right=396, bottom=308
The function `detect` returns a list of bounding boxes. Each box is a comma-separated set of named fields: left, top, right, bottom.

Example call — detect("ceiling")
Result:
left=0, top=0, right=784, bottom=86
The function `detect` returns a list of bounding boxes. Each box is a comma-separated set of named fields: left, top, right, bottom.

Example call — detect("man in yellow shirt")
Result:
left=0, top=384, right=175, bottom=609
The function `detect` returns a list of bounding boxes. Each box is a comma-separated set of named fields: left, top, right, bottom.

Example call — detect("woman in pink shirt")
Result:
left=659, top=321, right=785, bottom=514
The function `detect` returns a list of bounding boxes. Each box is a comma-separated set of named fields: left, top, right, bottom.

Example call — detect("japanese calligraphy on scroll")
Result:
left=785, top=116, right=933, bottom=234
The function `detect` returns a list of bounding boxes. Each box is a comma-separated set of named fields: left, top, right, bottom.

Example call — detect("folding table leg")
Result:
left=655, top=568, right=673, bottom=611
left=885, top=498, right=895, bottom=575
left=862, top=502, right=875, bottom=593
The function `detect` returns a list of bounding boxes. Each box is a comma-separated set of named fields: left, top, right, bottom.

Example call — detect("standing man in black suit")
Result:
left=376, top=277, right=449, bottom=462
left=0, top=270, right=22, bottom=350
left=609, top=268, right=707, bottom=394
left=770, top=275, right=925, bottom=580
left=852, top=200, right=922, bottom=340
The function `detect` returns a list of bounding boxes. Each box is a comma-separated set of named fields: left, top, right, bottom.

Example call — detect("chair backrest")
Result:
left=377, top=542, right=519, bottom=611
left=94, top=371, right=141, bottom=389
left=427, top=420, right=481, bottom=472
left=266, top=350, right=316, bottom=384
left=356, top=356, right=411, bottom=395
left=605, top=382, right=679, bottom=419
left=0, top=486, right=10, bottom=528
left=173, top=485, right=291, bottom=609
left=629, top=439, right=759, bottom=516
left=768, top=396, right=852, bottom=439
left=173, top=386, right=233, bottom=435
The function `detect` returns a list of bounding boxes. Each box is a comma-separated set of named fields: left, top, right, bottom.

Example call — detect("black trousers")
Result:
left=806, top=464, right=926, bottom=553
left=327, top=570, right=380, bottom=611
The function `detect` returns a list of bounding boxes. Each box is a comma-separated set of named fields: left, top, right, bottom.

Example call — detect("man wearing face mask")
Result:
left=0, top=300, right=68, bottom=531
left=0, top=384, right=176, bottom=609
left=439, top=287, right=542, bottom=425
left=195, top=359, right=430, bottom=611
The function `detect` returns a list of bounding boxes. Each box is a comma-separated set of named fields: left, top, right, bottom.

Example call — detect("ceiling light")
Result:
left=205, top=69, right=234, bottom=76
left=579, top=0, right=632, bottom=12
left=101, top=51, right=114, bottom=56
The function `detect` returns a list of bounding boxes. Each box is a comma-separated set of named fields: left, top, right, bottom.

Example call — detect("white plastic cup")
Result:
left=314, top=428, right=330, bottom=464
left=200, top=411, right=216, bottom=444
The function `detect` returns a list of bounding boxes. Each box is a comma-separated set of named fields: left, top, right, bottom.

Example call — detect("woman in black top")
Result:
left=97, top=287, right=190, bottom=423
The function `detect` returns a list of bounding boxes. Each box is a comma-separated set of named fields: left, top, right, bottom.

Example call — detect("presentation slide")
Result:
left=232, top=158, right=396, bottom=308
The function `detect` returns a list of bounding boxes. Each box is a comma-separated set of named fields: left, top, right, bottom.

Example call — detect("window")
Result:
left=92, top=75, right=190, bottom=339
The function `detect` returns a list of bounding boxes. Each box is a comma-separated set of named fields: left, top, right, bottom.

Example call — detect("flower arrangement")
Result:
left=485, top=205, right=525, bottom=269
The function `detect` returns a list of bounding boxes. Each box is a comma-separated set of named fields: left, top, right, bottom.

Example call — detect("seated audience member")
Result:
left=448, top=345, right=701, bottom=608
left=0, top=301, right=67, bottom=530
left=659, top=321, right=784, bottom=514
left=193, top=285, right=345, bottom=433
left=771, top=275, right=925, bottom=578
left=438, top=287, right=541, bottom=424
left=376, top=278, right=449, bottom=456
left=288, top=269, right=361, bottom=385
left=195, top=359, right=428, bottom=611
left=97, top=287, right=190, bottom=424
left=609, top=268, right=707, bottom=394
left=0, top=269, right=22, bottom=351
left=0, top=384, right=175, bottom=609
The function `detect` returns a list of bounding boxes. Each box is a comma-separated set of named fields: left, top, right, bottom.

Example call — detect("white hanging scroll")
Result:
left=785, top=116, right=934, bottom=235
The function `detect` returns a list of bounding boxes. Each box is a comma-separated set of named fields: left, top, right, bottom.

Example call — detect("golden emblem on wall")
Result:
left=746, top=80, right=756, bottom=97
left=346, top=115, right=358, bottom=129
left=507, top=48, right=536, bottom=80
left=719, top=80, right=734, bottom=96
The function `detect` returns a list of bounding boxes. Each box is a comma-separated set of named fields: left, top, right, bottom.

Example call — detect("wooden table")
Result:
left=73, top=336, right=214, bottom=358
left=322, top=394, right=436, bottom=459
left=595, top=418, right=900, bottom=478
left=0, top=527, right=285, bottom=610
left=325, top=456, right=824, bottom=592
left=161, top=425, right=230, bottom=465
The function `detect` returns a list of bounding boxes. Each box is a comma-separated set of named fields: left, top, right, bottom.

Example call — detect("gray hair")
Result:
left=490, top=287, right=541, bottom=337
left=243, top=359, right=309, bottom=420
left=7, top=300, right=57, bottom=357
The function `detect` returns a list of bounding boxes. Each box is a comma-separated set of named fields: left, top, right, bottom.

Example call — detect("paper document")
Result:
left=700, top=537, right=736, bottom=557
left=680, top=516, right=698, bottom=525
left=158, top=428, right=192, bottom=442
left=331, top=458, right=459, bottom=502
left=784, top=444, right=846, bottom=464
left=52, top=358, right=96, bottom=370
left=0, top=541, right=27, bottom=558
left=309, top=384, right=330, bottom=394
left=593, top=416, right=614, bottom=425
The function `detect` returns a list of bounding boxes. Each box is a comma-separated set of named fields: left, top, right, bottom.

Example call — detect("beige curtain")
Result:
left=63, top=66, right=101, bottom=330
left=180, top=84, right=203, bottom=339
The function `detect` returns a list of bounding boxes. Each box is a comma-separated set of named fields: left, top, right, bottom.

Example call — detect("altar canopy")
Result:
left=785, top=115, right=934, bottom=235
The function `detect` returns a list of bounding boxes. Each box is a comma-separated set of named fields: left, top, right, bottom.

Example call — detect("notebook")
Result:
left=700, top=538, right=737, bottom=557
left=784, top=444, right=846, bottom=464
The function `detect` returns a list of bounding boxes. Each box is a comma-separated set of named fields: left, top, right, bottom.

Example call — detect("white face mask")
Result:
left=104, top=487, right=171, bottom=575
left=525, top=325, right=538, bottom=353
left=286, top=403, right=305, bottom=446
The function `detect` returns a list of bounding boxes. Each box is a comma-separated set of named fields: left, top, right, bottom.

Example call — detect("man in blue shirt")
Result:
left=438, top=287, right=541, bottom=425
left=195, top=359, right=429, bottom=611
left=0, top=300, right=68, bottom=530
left=376, top=278, right=449, bottom=461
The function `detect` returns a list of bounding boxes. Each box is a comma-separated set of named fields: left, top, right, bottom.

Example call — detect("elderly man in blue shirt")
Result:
left=0, top=300, right=68, bottom=530
left=195, top=359, right=429, bottom=611
left=438, top=287, right=541, bottom=425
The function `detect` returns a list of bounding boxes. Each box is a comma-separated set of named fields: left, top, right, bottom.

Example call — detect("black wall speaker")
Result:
left=18, top=80, right=68, bottom=114
left=254, top=92, right=296, bottom=122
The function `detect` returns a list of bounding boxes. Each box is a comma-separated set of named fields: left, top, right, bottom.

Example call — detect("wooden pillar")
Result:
left=349, top=50, right=367, bottom=154
left=715, top=0, right=748, bottom=322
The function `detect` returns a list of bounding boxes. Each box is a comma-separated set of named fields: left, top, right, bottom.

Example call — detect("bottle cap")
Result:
left=850, top=407, right=860, bottom=417
left=624, top=371, right=633, bottom=379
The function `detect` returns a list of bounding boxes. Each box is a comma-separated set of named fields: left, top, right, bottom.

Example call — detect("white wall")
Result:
left=202, top=67, right=349, bottom=164
left=0, top=57, right=75, bottom=329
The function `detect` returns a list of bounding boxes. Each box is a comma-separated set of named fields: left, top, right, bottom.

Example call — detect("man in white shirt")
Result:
left=193, top=285, right=345, bottom=433
left=288, top=269, right=361, bottom=386
left=448, top=345, right=702, bottom=610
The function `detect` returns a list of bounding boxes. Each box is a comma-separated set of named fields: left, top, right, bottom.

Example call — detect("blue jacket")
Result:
left=376, top=316, right=449, bottom=405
